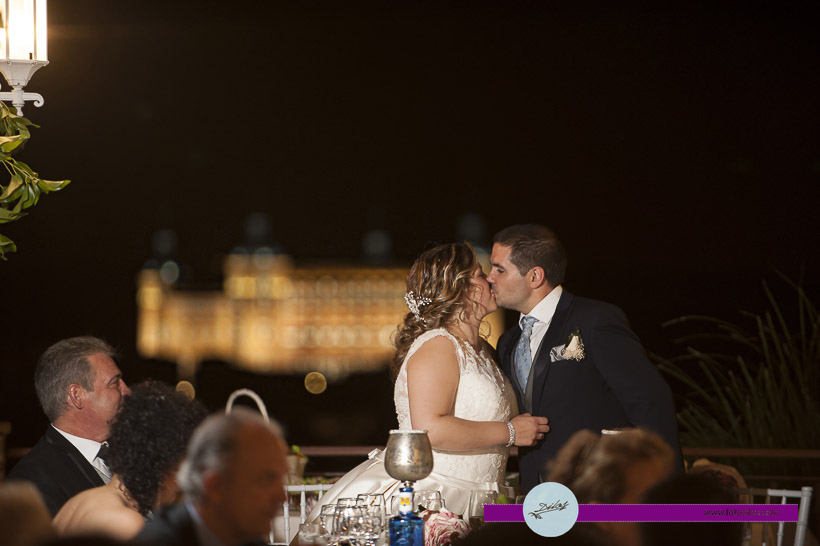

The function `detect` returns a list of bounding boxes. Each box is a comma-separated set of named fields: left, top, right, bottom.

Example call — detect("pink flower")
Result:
left=421, top=508, right=471, bottom=546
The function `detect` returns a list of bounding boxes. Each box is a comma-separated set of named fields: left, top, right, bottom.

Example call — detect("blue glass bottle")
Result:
left=389, top=485, right=424, bottom=546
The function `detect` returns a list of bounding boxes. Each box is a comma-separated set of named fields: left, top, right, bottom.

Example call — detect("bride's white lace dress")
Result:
left=308, top=328, right=518, bottom=518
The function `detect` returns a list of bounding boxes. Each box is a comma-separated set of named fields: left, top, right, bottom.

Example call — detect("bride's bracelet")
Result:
left=506, top=421, right=516, bottom=447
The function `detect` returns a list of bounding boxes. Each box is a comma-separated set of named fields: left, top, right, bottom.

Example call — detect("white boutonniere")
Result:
left=561, top=329, right=585, bottom=361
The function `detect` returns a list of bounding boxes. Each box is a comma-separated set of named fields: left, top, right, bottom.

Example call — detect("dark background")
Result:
left=1, top=2, right=818, bottom=459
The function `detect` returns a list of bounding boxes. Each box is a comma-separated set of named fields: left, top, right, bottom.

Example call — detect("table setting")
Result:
left=290, top=430, right=510, bottom=546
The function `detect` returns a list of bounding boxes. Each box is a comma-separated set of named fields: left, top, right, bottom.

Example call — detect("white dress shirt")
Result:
left=519, top=285, right=563, bottom=357
left=52, top=425, right=111, bottom=483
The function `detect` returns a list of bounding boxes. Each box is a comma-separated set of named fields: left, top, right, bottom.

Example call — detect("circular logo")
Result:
left=522, top=482, right=579, bottom=537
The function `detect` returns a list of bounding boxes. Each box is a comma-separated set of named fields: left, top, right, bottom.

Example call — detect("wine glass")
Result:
left=384, top=429, right=434, bottom=483
left=298, top=522, right=321, bottom=545
left=467, top=490, right=497, bottom=529
left=334, top=504, right=366, bottom=545
left=414, top=490, right=444, bottom=512
left=357, top=493, right=387, bottom=519
left=360, top=510, right=383, bottom=546
left=356, top=493, right=385, bottom=508
left=356, top=493, right=386, bottom=540
left=318, top=503, right=337, bottom=543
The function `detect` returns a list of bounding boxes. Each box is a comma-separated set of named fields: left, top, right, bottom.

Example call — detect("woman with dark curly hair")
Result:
left=53, top=380, right=207, bottom=540
left=310, top=243, right=550, bottom=518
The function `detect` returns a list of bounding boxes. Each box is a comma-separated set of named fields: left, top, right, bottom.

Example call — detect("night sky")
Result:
left=1, top=2, right=818, bottom=458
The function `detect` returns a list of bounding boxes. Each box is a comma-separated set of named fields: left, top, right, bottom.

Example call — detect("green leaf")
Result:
left=36, top=178, right=70, bottom=192
left=0, top=207, right=26, bottom=223
left=30, top=184, right=40, bottom=207
left=0, top=134, right=27, bottom=153
left=0, top=173, right=23, bottom=201
left=12, top=183, right=37, bottom=212
left=12, top=160, right=36, bottom=176
left=0, top=232, right=16, bottom=259
left=20, top=183, right=39, bottom=210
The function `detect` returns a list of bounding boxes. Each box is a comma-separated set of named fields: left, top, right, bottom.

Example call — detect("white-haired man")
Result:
left=135, top=408, right=289, bottom=546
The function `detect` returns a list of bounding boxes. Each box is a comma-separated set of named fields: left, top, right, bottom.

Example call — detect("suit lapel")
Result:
left=45, top=426, right=106, bottom=487
left=531, top=290, right=574, bottom=412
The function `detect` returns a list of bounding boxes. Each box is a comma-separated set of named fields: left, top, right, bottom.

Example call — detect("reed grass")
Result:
left=653, top=272, right=820, bottom=481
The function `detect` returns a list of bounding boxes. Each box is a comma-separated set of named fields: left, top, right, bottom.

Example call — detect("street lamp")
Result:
left=0, top=0, right=47, bottom=115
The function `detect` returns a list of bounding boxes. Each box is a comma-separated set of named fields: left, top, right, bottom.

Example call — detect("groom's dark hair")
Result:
left=493, top=224, right=567, bottom=287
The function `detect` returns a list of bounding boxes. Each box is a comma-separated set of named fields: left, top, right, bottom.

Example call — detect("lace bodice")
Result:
left=394, top=328, right=518, bottom=486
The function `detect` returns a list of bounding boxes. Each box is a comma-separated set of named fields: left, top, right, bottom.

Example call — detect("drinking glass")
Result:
left=318, top=503, right=338, bottom=543
left=356, top=493, right=385, bottom=507
left=414, top=490, right=444, bottom=511
left=334, top=505, right=368, bottom=545
left=361, top=511, right=383, bottom=546
left=467, top=490, right=497, bottom=529
left=298, top=522, right=321, bottom=544
left=357, top=493, right=387, bottom=521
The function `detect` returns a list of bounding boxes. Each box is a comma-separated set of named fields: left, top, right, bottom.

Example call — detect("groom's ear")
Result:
left=527, top=266, right=549, bottom=289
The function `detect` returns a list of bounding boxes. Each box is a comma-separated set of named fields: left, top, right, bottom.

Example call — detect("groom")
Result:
left=487, top=225, right=682, bottom=493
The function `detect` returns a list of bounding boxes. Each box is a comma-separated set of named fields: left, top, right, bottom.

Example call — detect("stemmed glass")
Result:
left=356, top=493, right=386, bottom=545
left=334, top=504, right=382, bottom=546
left=384, top=429, right=434, bottom=484
left=334, top=504, right=366, bottom=545
left=414, top=490, right=444, bottom=512
left=467, top=490, right=497, bottom=529
left=318, top=503, right=337, bottom=544
left=357, top=493, right=387, bottom=518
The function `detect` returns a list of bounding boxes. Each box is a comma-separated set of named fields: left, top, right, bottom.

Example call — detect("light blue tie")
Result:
left=514, top=315, right=538, bottom=390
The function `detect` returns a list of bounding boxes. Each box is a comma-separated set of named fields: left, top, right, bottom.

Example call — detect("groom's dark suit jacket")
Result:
left=6, top=425, right=105, bottom=516
left=498, top=290, right=682, bottom=493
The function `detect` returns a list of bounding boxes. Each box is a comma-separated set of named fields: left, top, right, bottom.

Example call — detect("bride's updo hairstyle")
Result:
left=391, top=242, right=481, bottom=382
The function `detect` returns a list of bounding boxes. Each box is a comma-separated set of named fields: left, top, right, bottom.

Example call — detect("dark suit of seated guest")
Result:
left=7, top=337, right=130, bottom=516
left=134, top=409, right=289, bottom=546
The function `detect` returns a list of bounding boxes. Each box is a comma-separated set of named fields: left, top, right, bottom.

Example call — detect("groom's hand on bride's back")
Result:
left=511, top=413, right=550, bottom=446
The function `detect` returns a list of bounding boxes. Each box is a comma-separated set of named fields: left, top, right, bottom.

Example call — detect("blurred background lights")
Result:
left=159, top=260, right=180, bottom=284
left=175, top=380, right=195, bottom=400
left=304, top=372, right=327, bottom=394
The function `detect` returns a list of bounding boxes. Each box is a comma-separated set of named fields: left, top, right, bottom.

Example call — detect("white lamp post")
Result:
left=0, top=0, right=47, bottom=115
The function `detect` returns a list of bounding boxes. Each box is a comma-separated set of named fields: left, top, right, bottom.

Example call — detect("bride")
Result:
left=310, top=243, right=550, bottom=518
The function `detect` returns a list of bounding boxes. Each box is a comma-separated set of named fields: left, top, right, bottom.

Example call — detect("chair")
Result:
left=734, top=486, right=813, bottom=546
left=271, top=482, right=336, bottom=545
left=224, top=389, right=336, bottom=545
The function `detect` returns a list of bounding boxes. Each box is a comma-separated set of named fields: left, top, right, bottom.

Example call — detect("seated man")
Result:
left=53, top=380, right=207, bottom=540
left=7, top=336, right=130, bottom=516
left=135, top=408, right=289, bottom=546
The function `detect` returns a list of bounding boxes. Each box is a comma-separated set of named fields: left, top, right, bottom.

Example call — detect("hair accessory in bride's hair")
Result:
left=404, top=291, right=432, bottom=322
